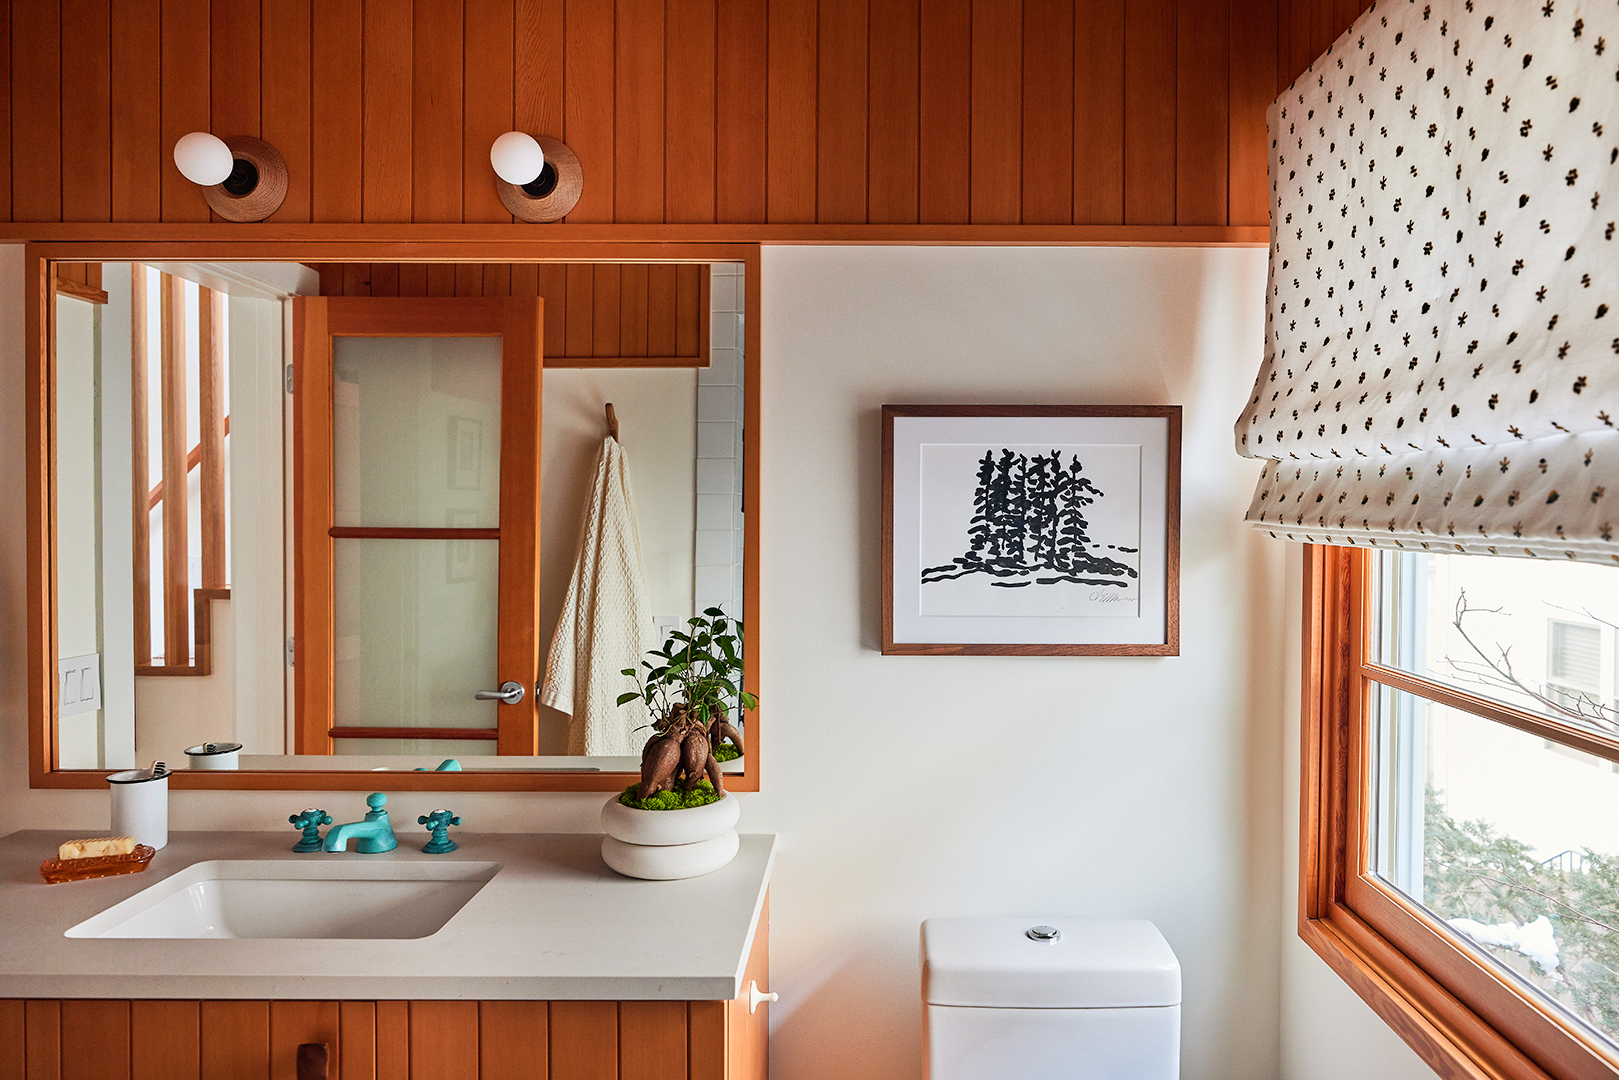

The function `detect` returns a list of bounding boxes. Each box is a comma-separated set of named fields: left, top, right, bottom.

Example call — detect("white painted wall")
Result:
left=0, top=244, right=1445, bottom=1079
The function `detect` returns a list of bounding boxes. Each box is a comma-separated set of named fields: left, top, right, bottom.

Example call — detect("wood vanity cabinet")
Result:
left=0, top=910, right=769, bottom=1080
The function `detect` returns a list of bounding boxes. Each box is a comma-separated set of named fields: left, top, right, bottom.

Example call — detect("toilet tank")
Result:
left=921, top=918, right=1181, bottom=1080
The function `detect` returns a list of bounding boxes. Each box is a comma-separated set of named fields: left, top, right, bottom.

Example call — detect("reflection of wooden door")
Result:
left=292, top=298, right=543, bottom=755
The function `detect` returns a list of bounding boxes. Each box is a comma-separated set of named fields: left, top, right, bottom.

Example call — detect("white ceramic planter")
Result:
left=601, top=830, right=740, bottom=880
left=599, top=792, right=741, bottom=879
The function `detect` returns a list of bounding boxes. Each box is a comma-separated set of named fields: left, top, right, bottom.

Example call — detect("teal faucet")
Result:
left=322, top=792, right=399, bottom=853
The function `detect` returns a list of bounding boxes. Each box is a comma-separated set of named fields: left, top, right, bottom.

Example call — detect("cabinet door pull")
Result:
left=297, top=1043, right=328, bottom=1080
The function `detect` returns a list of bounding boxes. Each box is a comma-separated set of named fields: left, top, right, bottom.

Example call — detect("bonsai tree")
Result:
left=618, top=608, right=758, bottom=801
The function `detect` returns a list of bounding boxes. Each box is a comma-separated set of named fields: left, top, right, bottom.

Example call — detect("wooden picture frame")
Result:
left=882, top=405, right=1180, bottom=656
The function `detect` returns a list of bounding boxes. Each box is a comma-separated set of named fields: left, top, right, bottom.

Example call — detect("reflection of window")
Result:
left=1303, top=547, right=1619, bottom=1080
left=1549, top=619, right=1603, bottom=711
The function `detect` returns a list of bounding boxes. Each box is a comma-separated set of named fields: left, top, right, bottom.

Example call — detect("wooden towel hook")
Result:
left=605, top=403, right=619, bottom=442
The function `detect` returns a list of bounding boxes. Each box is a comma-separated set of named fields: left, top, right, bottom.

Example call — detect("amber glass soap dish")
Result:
left=39, top=845, right=156, bottom=884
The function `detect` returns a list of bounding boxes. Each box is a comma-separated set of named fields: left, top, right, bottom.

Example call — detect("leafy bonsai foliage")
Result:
left=617, top=607, right=758, bottom=730
left=1423, top=787, right=1619, bottom=1035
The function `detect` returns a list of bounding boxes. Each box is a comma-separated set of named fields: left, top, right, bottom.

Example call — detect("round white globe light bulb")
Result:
left=173, top=132, right=234, bottom=187
left=490, top=131, right=545, bottom=186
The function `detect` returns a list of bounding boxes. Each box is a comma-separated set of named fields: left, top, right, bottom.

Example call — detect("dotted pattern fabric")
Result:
left=1235, top=0, right=1619, bottom=562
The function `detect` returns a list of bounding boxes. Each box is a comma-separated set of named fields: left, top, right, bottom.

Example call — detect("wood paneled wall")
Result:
left=5, top=0, right=1371, bottom=229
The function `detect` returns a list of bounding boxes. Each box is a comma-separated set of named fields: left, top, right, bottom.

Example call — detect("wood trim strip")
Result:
left=734, top=247, right=761, bottom=793
left=37, top=768, right=644, bottom=790
left=293, top=297, right=334, bottom=755
left=159, top=272, right=189, bottom=666
left=52, top=276, right=108, bottom=305
left=198, top=286, right=226, bottom=588
left=328, top=528, right=501, bottom=540
left=495, top=296, right=544, bottom=756
left=130, top=265, right=151, bottom=668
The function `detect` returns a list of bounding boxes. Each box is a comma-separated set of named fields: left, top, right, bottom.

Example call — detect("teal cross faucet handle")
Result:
left=289, top=808, right=331, bottom=853
left=418, top=809, right=461, bottom=854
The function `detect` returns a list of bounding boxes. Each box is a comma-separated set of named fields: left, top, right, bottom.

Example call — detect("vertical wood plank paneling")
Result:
left=339, top=1001, right=378, bottom=1080
left=620, top=1001, right=688, bottom=1080
left=408, top=1002, right=479, bottom=1080
left=455, top=262, right=482, bottom=296
left=675, top=264, right=700, bottom=357
left=269, top=1002, right=339, bottom=1080
left=1307, top=0, right=1336, bottom=71
left=198, top=288, right=226, bottom=586
left=1072, top=0, right=1124, bottom=223
left=210, top=0, right=260, bottom=137
left=1175, top=0, right=1228, bottom=224
left=714, top=0, right=766, bottom=222
left=159, top=274, right=189, bottom=664
left=969, top=0, right=1020, bottom=223
left=311, top=0, right=362, bottom=223
left=1122, top=0, right=1176, bottom=224
left=23, top=1001, right=59, bottom=1080
left=1229, top=0, right=1277, bottom=226
left=412, top=0, right=463, bottom=221
left=664, top=0, right=715, bottom=223
left=110, top=0, right=161, bottom=221
left=647, top=264, right=677, bottom=356
left=361, top=0, right=411, bottom=222
left=615, top=0, right=664, bottom=222
left=686, top=1003, right=725, bottom=1080
left=60, top=0, right=110, bottom=222
left=620, top=262, right=648, bottom=356
left=1021, top=0, right=1072, bottom=224
left=816, top=0, right=867, bottom=223
left=565, top=263, right=594, bottom=355
left=0, top=0, right=10, bottom=221
left=480, top=1001, right=548, bottom=1078
left=371, top=261, right=399, bottom=296
left=867, top=0, right=918, bottom=224
left=426, top=263, right=456, bottom=296
left=342, top=261, right=369, bottom=296
left=131, top=1001, right=200, bottom=1080
left=484, top=262, right=511, bottom=296
left=534, top=263, right=565, bottom=357
left=12, top=0, right=61, bottom=222
left=60, top=1002, right=129, bottom=1080
left=917, top=0, right=969, bottom=223
left=200, top=1002, right=269, bottom=1080
left=463, top=0, right=514, bottom=223
left=514, top=0, right=564, bottom=156
left=398, top=263, right=426, bottom=296
left=262, top=0, right=312, bottom=222
left=375, top=1001, right=409, bottom=1080
left=0, top=1001, right=23, bottom=1080
left=765, top=0, right=816, bottom=222
left=563, top=0, right=615, bottom=221
left=592, top=264, right=622, bottom=355
left=159, top=0, right=210, bottom=222
left=549, top=1002, right=617, bottom=1080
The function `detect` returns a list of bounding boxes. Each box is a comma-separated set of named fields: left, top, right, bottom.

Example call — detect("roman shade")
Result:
left=1235, top=0, right=1619, bottom=562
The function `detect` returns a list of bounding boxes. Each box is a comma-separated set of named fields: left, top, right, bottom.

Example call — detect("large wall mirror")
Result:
left=30, top=246, right=760, bottom=791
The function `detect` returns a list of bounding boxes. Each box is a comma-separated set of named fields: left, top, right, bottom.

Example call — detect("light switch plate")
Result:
left=58, top=653, right=101, bottom=717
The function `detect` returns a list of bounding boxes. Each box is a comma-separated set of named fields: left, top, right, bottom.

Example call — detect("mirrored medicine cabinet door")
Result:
left=35, top=250, right=759, bottom=791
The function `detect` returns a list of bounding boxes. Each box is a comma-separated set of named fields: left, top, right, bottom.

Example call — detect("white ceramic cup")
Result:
left=107, top=769, right=168, bottom=850
left=184, top=742, right=242, bottom=770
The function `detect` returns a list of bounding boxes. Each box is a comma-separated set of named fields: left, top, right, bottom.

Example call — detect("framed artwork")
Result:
left=882, top=405, right=1181, bottom=656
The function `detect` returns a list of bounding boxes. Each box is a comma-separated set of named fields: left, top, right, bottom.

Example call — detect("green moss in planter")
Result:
left=713, top=743, right=741, bottom=763
left=619, top=778, right=721, bottom=811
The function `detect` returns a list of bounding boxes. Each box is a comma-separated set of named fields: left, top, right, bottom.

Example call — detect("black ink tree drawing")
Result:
left=922, top=449, right=1139, bottom=589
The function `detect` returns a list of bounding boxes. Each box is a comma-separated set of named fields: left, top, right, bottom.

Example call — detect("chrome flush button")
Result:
left=1026, top=925, right=1061, bottom=943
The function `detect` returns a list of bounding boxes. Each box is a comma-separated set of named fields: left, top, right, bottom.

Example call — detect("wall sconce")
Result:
left=491, top=132, right=582, bottom=223
left=173, top=132, right=289, bottom=223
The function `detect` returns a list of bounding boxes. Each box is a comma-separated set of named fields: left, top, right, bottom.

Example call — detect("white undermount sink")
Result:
left=64, top=860, right=501, bottom=940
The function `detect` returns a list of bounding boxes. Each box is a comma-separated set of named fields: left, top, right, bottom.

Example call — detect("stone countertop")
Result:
left=0, top=829, right=775, bottom=1001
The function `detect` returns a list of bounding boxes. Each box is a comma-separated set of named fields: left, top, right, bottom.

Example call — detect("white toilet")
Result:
left=921, top=918, right=1181, bottom=1080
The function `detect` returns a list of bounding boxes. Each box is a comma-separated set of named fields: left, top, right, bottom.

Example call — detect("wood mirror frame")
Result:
left=20, top=238, right=761, bottom=792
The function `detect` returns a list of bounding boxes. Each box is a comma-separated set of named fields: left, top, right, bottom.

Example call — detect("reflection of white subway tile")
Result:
left=699, top=348, right=737, bottom=386
left=697, top=493, right=733, bottom=529
left=697, top=421, right=736, bottom=458
left=695, top=565, right=732, bottom=598
left=733, top=565, right=745, bottom=599
left=697, top=458, right=737, bottom=494
left=712, top=312, right=737, bottom=349
left=695, top=529, right=734, bottom=566
left=698, top=384, right=738, bottom=422
left=710, top=273, right=737, bottom=313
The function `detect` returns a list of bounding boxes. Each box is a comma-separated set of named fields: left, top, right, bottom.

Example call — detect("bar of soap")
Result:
left=58, top=836, right=135, bottom=861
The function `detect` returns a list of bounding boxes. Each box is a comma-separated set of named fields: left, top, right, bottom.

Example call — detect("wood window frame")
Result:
left=1300, top=544, right=1619, bottom=1080
left=21, top=239, right=762, bottom=792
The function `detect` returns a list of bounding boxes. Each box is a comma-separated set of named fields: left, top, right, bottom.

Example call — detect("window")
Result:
left=1302, top=546, right=1619, bottom=1080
